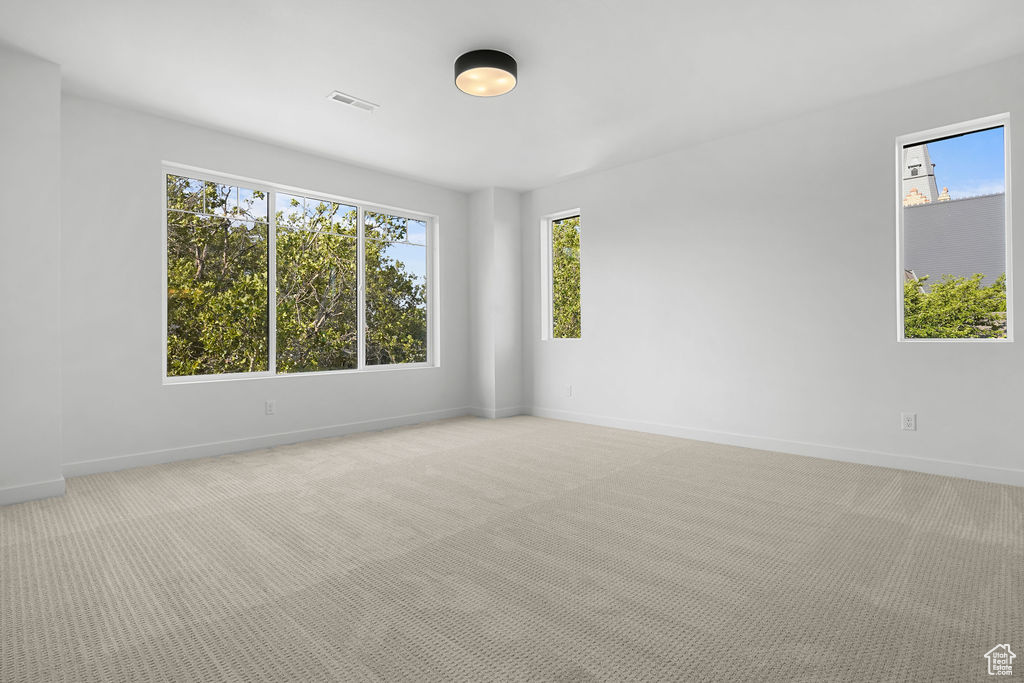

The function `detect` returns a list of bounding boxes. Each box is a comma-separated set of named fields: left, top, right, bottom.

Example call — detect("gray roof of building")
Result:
left=903, top=193, right=1005, bottom=289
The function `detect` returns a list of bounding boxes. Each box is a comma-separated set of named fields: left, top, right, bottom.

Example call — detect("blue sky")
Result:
left=926, top=126, right=1004, bottom=199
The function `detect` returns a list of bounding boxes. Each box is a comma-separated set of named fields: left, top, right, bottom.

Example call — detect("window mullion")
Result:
left=268, top=191, right=277, bottom=374
left=357, top=205, right=367, bottom=369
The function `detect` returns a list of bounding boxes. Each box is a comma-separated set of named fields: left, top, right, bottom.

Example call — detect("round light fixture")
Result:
left=454, top=49, right=517, bottom=97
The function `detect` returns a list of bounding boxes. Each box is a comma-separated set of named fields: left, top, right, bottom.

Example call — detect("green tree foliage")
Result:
left=166, top=176, right=269, bottom=376
left=364, top=212, right=427, bottom=365
left=275, top=195, right=358, bottom=373
left=166, top=175, right=427, bottom=376
left=904, top=273, right=1006, bottom=338
left=551, top=216, right=581, bottom=338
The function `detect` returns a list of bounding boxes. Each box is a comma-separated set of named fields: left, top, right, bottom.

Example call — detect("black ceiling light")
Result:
left=454, top=49, right=517, bottom=97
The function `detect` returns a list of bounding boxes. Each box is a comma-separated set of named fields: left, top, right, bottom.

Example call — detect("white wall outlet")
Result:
left=901, top=412, right=916, bottom=431
left=565, top=384, right=573, bottom=398
left=265, top=400, right=276, bottom=416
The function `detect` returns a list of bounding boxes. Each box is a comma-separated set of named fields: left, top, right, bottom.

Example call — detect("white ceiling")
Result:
left=3, top=0, right=1024, bottom=192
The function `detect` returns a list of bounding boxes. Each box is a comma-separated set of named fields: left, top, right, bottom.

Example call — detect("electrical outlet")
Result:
left=265, top=400, right=276, bottom=416
left=565, top=384, right=573, bottom=398
left=901, top=412, right=916, bottom=431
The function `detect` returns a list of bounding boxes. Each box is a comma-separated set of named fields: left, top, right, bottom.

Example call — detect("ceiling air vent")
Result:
left=327, top=90, right=379, bottom=113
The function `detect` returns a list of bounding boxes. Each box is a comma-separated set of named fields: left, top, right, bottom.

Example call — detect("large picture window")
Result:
left=165, top=167, right=434, bottom=380
left=897, top=115, right=1011, bottom=341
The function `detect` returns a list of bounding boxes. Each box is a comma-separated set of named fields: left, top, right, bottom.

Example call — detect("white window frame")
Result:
left=541, top=208, right=583, bottom=341
left=895, top=113, right=1013, bottom=343
left=162, top=162, right=438, bottom=384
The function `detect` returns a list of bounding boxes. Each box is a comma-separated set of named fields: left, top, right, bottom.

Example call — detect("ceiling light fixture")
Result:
left=454, top=49, right=517, bottom=97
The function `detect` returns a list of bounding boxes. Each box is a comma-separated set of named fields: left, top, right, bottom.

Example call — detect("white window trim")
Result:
left=162, top=162, right=439, bottom=384
left=541, top=208, right=582, bottom=341
left=894, top=113, right=1013, bottom=343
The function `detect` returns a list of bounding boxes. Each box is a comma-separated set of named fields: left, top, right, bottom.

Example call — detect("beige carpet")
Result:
left=1, top=416, right=1021, bottom=682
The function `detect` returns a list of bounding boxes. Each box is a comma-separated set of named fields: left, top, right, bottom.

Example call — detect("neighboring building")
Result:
left=902, top=142, right=1005, bottom=289
left=902, top=143, right=940, bottom=205
left=904, top=193, right=1005, bottom=289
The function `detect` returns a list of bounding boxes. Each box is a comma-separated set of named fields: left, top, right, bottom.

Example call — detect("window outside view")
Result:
left=901, top=124, right=1007, bottom=339
left=275, top=193, right=359, bottom=373
left=363, top=211, right=428, bottom=365
left=166, top=173, right=429, bottom=377
left=166, top=176, right=270, bottom=375
left=551, top=215, right=581, bottom=339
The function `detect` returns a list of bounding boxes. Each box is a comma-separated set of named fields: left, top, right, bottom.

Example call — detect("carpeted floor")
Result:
left=1, top=416, right=1021, bottom=681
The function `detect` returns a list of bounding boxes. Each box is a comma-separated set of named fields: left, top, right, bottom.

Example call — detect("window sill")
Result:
left=163, top=362, right=438, bottom=385
left=898, top=337, right=1013, bottom=344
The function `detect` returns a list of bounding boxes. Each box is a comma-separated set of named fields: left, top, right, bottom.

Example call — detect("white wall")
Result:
left=0, top=46, right=64, bottom=504
left=522, top=52, right=1024, bottom=486
left=468, top=188, right=523, bottom=417
left=469, top=189, right=496, bottom=413
left=60, top=95, right=471, bottom=475
left=492, top=188, right=523, bottom=414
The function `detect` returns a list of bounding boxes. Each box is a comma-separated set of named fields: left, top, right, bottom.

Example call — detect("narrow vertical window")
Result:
left=551, top=214, right=582, bottom=339
left=364, top=212, right=428, bottom=365
left=898, top=115, right=1011, bottom=340
left=275, top=193, right=359, bottom=372
left=166, top=175, right=269, bottom=376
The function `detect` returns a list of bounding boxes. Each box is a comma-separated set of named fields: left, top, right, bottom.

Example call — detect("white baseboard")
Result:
left=0, top=477, right=66, bottom=506
left=530, top=406, right=1024, bottom=488
left=54, top=403, right=1023, bottom=492
left=63, top=406, right=474, bottom=478
left=470, top=406, right=525, bottom=419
